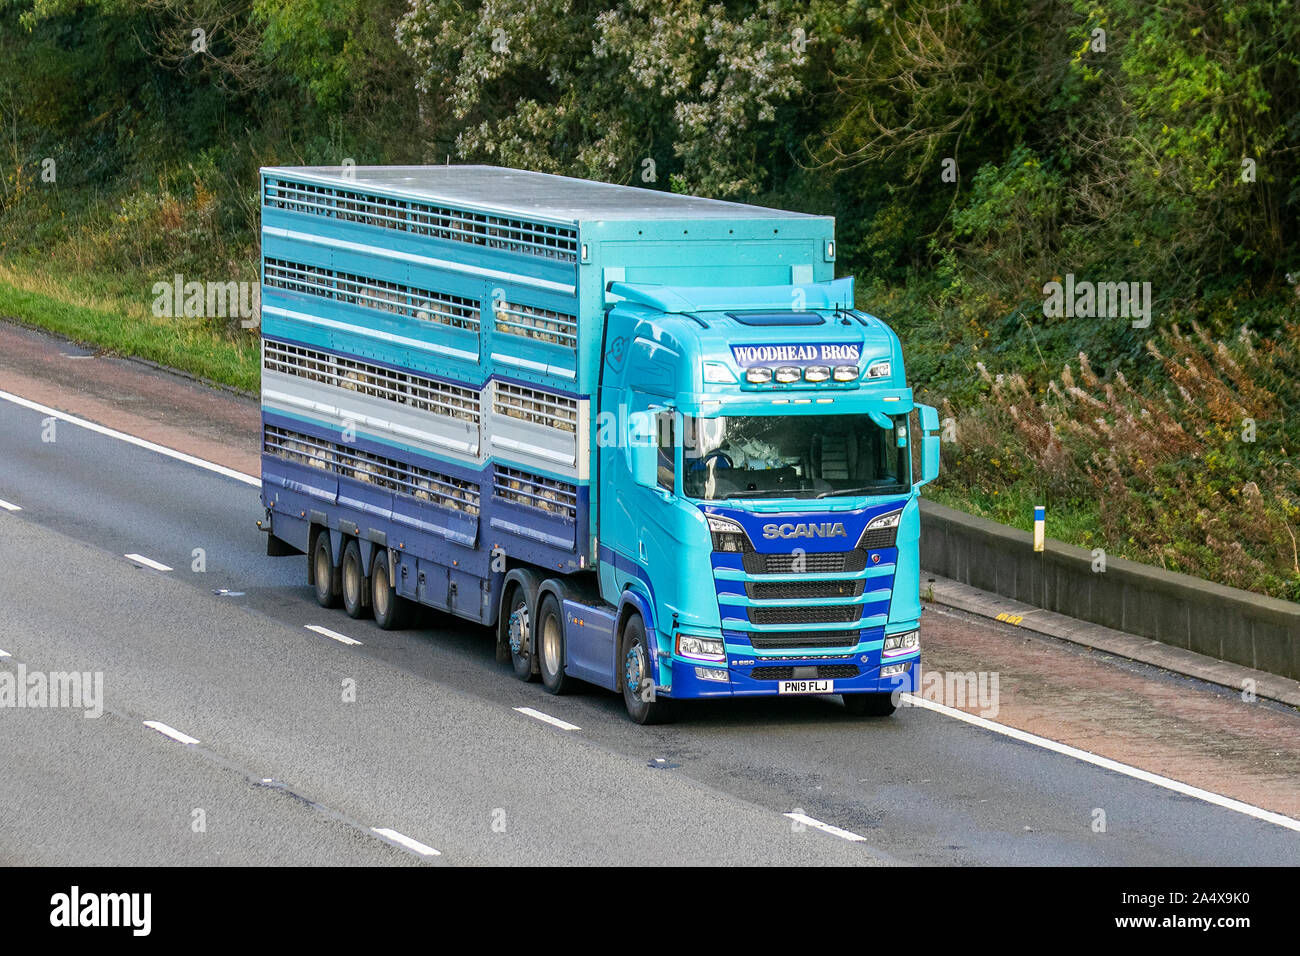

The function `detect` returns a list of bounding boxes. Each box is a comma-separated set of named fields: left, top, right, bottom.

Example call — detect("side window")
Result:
left=656, top=411, right=675, bottom=492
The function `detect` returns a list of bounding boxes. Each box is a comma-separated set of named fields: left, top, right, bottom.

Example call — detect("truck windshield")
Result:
left=681, top=412, right=910, bottom=500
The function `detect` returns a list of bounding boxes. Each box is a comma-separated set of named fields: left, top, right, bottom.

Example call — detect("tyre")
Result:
left=370, top=549, right=411, bottom=630
left=620, top=614, right=676, bottom=725
left=842, top=692, right=897, bottom=717
left=341, top=538, right=370, bottom=619
left=502, top=585, right=536, bottom=682
left=311, top=531, right=341, bottom=608
left=536, top=593, right=571, bottom=695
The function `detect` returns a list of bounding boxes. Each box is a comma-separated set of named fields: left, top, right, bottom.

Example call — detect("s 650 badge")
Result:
left=731, top=659, right=755, bottom=667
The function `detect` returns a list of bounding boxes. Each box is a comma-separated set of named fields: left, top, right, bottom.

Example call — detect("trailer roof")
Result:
left=262, top=165, right=822, bottom=223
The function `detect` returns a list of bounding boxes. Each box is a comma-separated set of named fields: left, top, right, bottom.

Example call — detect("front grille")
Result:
left=743, top=549, right=868, bottom=575
left=858, top=526, right=898, bottom=550
left=748, top=630, right=862, bottom=649
left=748, top=604, right=861, bottom=625
left=750, top=665, right=861, bottom=681
left=746, top=579, right=863, bottom=600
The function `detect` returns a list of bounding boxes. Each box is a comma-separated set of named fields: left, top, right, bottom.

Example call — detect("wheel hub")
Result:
left=508, top=607, right=529, bottom=656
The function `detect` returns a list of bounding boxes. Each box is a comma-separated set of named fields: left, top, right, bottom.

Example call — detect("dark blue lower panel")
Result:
left=662, top=653, right=920, bottom=700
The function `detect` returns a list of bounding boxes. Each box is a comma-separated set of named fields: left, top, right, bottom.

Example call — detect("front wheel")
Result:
left=842, top=692, right=897, bottom=717
left=620, top=615, right=676, bottom=725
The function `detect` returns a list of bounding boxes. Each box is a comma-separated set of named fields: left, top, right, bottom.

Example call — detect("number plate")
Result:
left=778, top=679, right=833, bottom=695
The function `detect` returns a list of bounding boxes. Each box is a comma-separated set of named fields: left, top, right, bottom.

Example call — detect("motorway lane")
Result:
left=1, top=398, right=1298, bottom=865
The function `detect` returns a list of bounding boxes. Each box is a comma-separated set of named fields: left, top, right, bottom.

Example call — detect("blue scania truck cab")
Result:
left=256, top=165, right=939, bottom=723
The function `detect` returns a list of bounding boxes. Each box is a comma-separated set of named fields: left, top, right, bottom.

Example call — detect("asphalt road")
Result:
left=1, top=394, right=1298, bottom=865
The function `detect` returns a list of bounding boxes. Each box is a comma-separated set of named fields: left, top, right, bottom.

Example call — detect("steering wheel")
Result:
left=701, top=450, right=734, bottom=470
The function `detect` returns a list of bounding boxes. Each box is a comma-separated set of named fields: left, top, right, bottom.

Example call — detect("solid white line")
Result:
left=124, top=553, right=173, bottom=572
left=0, top=497, right=21, bottom=511
left=305, top=624, right=362, bottom=646
left=143, top=720, right=200, bottom=745
left=371, top=827, right=441, bottom=857
left=784, top=812, right=868, bottom=843
left=0, top=388, right=260, bottom=487
left=513, top=706, right=581, bottom=732
left=904, top=694, right=1300, bottom=834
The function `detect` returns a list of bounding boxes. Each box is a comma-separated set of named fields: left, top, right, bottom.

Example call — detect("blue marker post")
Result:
left=1033, top=505, right=1046, bottom=552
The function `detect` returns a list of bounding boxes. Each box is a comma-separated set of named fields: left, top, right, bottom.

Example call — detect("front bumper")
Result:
left=656, top=646, right=920, bottom=700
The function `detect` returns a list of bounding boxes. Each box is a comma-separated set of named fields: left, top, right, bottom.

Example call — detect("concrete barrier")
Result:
left=919, top=499, right=1300, bottom=681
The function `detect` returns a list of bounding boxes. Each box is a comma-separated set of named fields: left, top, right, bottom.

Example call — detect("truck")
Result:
left=256, top=165, right=940, bottom=724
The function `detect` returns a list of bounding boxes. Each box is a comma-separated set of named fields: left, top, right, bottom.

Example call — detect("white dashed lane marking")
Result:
left=142, top=720, right=200, bottom=746
left=513, top=707, right=581, bottom=732
left=371, top=827, right=441, bottom=858
left=124, top=553, right=173, bottom=572
left=305, top=624, right=362, bottom=646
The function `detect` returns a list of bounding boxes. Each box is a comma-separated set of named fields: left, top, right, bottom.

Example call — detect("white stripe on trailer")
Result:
left=513, top=706, right=581, bottom=732
left=0, top=389, right=260, bottom=487
left=305, top=624, right=363, bottom=646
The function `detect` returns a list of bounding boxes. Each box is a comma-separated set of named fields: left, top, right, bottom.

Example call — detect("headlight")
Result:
left=865, top=511, right=902, bottom=531
left=882, top=629, right=919, bottom=657
left=804, top=365, right=831, bottom=383
left=678, top=633, right=725, bottom=661
left=745, top=367, right=773, bottom=384
left=707, top=515, right=750, bottom=552
left=773, top=366, right=801, bottom=383
left=866, top=361, right=892, bottom=379
left=833, top=365, right=859, bottom=381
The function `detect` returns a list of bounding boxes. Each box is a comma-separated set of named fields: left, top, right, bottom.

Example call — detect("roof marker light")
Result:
left=833, top=365, right=859, bottom=382
left=804, top=365, right=831, bottom=382
left=745, top=367, right=773, bottom=384
left=774, top=366, right=801, bottom=383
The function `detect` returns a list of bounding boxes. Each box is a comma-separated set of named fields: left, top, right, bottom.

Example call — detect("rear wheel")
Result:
left=537, top=593, right=571, bottom=695
left=842, top=692, right=897, bottom=717
left=341, top=539, right=370, bottom=619
left=370, top=550, right=411, bottom=630
left=503, top=586, right=536, bottom=682
left=312, top=531, right=341, bottom=608
left=620, top=614, right=676, bottom=725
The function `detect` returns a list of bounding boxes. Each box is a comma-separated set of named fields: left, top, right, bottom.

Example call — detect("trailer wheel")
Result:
left=537, top=593, right=571, bottom=695
left=341, top=539, right=370, bottom=619
left=312, top=531, right=341, bottom=608
left=842, top=692, right=897, bottom=717
left=371, top=550, right=411, bottom=630
left=620, top=614, right=676, bottom=725
left=503, top=585, right=536, bottom=682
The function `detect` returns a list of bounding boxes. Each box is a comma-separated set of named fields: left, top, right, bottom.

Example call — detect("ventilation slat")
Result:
left=264, top=258, right=479, bottom=333
left=493, top=467, right=577, bottom=521
left=264, top=424, right=480, bottom=514
left=264, top=178, right=578, bottom=263
left=493, top=382, right=577, bottom=432
left=264, top=341, right=480, bottom=425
